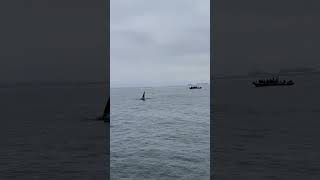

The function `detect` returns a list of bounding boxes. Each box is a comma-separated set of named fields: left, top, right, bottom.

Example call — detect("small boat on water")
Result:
left=252, top=77, right=294, bottom=87
left=189, top=85, right=202, bottom=89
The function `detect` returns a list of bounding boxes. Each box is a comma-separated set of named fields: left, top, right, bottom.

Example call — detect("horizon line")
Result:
left=110, top=82, right=210, bottom=89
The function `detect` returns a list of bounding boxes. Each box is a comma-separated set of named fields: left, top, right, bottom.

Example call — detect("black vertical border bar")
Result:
left=210, top=0, right=214, bottom=179
left=106, top=0, right=111, bottom=179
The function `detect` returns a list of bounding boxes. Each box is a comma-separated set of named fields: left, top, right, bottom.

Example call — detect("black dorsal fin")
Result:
left=141, top=91, right=146, bottom=100
left=103, top=98, right=110, bottom=118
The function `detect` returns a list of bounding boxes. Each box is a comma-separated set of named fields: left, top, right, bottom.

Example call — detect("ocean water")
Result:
left=213, top=74, right=320, bottom=179
left=0, top=83, right=107, bottom=179
left=110, top=85, right=210, bottom=180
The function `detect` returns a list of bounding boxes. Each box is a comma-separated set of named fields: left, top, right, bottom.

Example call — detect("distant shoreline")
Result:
left=110, top=83, right=210, bottom=89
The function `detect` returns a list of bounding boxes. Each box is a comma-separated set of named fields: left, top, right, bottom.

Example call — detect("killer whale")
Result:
left=98, top=98, right=109, bottom=122
left=140, top=91, right=146, bottom=101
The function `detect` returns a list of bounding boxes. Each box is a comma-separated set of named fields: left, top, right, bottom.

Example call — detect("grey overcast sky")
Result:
left=111, top=0, right=210, bottom=87
left=214, top=0, right=320, bottom=76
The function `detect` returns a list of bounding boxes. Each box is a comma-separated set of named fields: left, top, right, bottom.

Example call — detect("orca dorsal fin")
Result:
left=103, top=98, right=110, bottom=118
left=141, top=91, right=145, bottom=100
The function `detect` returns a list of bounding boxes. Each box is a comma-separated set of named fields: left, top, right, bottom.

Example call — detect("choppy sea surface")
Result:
left=214, top=74, right=320, bottom=180
left=0, top=83, right=107, bottom=179
left=111, top=85, right=210, bottom=180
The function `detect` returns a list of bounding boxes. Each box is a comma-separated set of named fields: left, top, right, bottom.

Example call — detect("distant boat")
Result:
left=252, top=77, right=294, bottom=87
left=140, top=91, right=146, bottom=101
left=189, top=85, right=202, bottom=89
